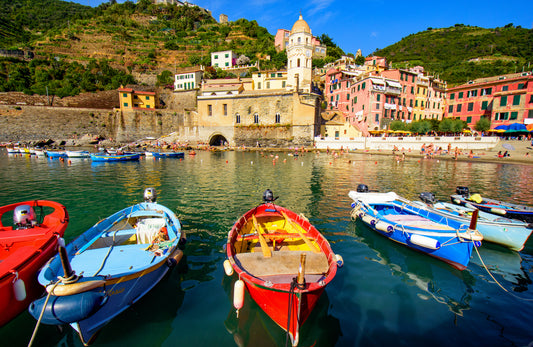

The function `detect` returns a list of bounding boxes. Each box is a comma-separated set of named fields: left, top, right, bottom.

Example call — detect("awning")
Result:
left=386, top=81, right=402, bottom=88
left=370, top=78, right=385, bottom=85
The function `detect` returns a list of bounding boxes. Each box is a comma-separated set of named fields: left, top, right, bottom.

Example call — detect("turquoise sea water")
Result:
left=1, top=150, right=532, bottom=347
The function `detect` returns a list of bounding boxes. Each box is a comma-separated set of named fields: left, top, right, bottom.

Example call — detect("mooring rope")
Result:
left=473, top=243, right=533, bottom=302
left=27, top=281, right=60, bottom=347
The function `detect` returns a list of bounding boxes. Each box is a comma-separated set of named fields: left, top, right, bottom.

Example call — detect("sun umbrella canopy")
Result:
left=507, top=123, right=527, bottom=131
left=494, top=124, right=509, bottom=130
left=527, top=124, right=533, bottom=132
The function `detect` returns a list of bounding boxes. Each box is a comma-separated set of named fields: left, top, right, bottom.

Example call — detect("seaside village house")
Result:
left=194, top=15, right=323, bottom=147
left=322, top=56, right=447, bottom=136
left=445, top=72, right=533, bottom=130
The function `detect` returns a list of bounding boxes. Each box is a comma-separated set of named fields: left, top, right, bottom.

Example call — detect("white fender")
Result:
left=13, top=278, right=26, bottom=301
left=490, top=208, right=506, bottom=215
left=375, top=220, right=393, bottom=233
left=335, top=254, right=344, bottom=268
left=409, top=234, right=441, bottom=250
left=233, top=280, right=245, bottom=318
left=223, top=259, right=234, bottom=276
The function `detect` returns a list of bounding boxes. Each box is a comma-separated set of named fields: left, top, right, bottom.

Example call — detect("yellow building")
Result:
left=252, top=70, right=287, bottom=90
left=118, top=86, right=158, bottom=111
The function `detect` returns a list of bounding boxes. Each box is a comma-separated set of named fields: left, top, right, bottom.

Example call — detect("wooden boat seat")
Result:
left=385, top=214, right=455, bottom=230
left=234, top=250, right=329, bottom=278
left=71, top=245, right=161, bottom=275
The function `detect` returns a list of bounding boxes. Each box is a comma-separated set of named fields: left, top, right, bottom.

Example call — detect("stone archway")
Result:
left=209, top=134, right=228, bottom=146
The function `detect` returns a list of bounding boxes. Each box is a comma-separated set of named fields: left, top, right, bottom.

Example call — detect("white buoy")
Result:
left=223, top=259, right=234, bottom=276
left=233, top=280, right=245, bottom=317
left=335, top=254, right=344, bottom=268
left=409, top=234, right=441, bottom=249
left=13, top=278, right=26, bottom=301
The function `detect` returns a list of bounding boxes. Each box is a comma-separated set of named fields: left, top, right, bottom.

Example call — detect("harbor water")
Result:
left=1, top=150, right=532, bottom=347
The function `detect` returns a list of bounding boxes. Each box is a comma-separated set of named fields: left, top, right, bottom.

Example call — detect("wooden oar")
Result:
left=281, top=211, right=320, bottom=253
left=252, top=215, right=271, bottom=258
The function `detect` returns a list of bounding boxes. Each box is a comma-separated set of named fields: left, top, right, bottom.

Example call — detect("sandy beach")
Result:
left=350, top=138, right=533, bottom=165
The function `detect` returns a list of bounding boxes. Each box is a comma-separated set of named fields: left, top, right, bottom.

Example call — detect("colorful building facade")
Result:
left=445, top=72, right=533, bottom=129
left=118, top=87, right=158, bottom=111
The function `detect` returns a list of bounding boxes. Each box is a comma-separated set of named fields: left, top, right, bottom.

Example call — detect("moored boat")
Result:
left=349, top=185, right=483, bottom=270
left=29, top=188, right=184, bottom=345
left=0, top=200, right=68, bottom=327
left=152, top=151, right=185, bottom=159
left=451, top=186, right=533, bottom=223
left=415, top=192, right=532, bottom=251
left=66, top=150, right=91, bottom=158
left=225, top=190, right=341, bottom=346
left=46, top=150, right=68, bottom=159
left=90, top=153, right=140, bottom=162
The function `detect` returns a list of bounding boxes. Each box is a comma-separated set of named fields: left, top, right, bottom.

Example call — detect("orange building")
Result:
left=118, top=86, right=158, bottom=111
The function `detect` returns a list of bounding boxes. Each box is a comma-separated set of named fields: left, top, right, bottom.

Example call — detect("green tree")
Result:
left=475, top=117, right=491, bottom=132
left=156, top=70, right=174, bottom=86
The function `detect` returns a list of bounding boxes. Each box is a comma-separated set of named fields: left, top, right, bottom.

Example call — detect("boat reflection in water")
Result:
left=470, top=244, right=532, bottom=292
left=353, top=219, right=475, bottom=316
left=222, top=275, right=341, bottom=347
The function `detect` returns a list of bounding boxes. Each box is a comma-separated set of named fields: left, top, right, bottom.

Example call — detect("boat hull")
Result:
left=349, top=191, right=482, bottom=270
left=226, top=203, right=338, bottom=346
left=31, top=201, right=182, bottom=345
left=0, top=200, right=68, bottom=327
left=152, top=152, right=184, bottom=159
left=413, top=201, right=532, bottom=251
left=90, top=153, right=140, bottom=162
left=451, top=193, right=533, bottom=223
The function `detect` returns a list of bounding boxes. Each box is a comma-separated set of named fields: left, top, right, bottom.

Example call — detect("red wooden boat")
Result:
left=225, top=190, right=342, bottom=346
left=0, top=200, right=68, bottom=327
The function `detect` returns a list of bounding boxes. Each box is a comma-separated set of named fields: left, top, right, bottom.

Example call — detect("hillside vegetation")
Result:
left=1, top=0, right=531, bottom=96
left=374, top=24, right=533, bottom=85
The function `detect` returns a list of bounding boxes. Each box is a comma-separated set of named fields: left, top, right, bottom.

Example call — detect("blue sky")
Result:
left=75, top=0, right=532, bottom=56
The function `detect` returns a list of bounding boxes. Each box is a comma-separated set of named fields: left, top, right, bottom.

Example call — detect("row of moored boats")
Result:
left=6, top=147, right=186, bottom=161
left=1, top=186, right=531, bottom=346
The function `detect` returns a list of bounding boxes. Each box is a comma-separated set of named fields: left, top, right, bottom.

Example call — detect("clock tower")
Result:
left=286, top=15, right=313, bottom=93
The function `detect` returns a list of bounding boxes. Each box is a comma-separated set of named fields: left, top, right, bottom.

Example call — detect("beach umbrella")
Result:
left=505, top=123, right=528, bottom=133
left=527, top=124, right=533, bottom=132
left=494, top=124, right=509, bottom=130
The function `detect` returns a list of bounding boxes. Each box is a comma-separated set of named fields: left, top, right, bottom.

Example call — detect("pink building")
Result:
left=274, top=29, right=326, bottom=58
left=445, top=72, right=533, bottom=129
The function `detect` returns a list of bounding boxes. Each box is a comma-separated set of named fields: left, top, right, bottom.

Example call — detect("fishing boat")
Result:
left=415, top=192, right=532, bottom=251
left=66, top=150, right=91, bottom=158
left=29, top=188, right=184, bottom=345
left=152, top=151, right=185, bottom=159
left=224, top=190, right=342, bottom=346
left=451, top=186, right=533, bottom=223
left=349, top=185, right=483, bottom=270
left=0, top=200, right=68, bottom=327
left=46, top=150, right=68, bottom=159
left=90, top=153, right=140, bottom=162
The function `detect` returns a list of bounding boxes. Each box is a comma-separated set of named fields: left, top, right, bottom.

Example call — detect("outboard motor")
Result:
left=144, top=188, right=157, bottom=202
left=419, top=192, right=436, bottom=204
left=14, top=205, right=37, bottom=229
left=356, top=184, right=369, bottom=193
left=262, top=189, right=277, bottom=203
left=456, top=186, right=470, bottom=197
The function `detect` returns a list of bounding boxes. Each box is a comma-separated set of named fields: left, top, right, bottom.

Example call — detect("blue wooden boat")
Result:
left=349, top=186, right=483, bottom=270
left=415, top=192, right=533, bottom=251
left=151, top=151, right=184, bottom=159
left=451, top=186, right=533, bottom=223
left=46, top=150, right=68, bottom=159
left=90, top=153, right=140, bottom=162
left=29, top=188, right=185, bottom=345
